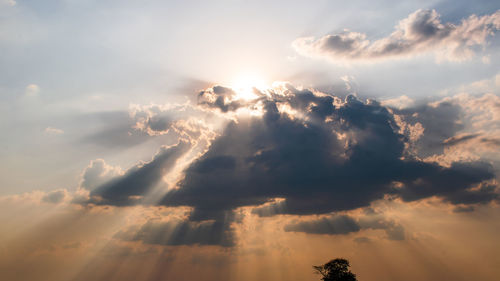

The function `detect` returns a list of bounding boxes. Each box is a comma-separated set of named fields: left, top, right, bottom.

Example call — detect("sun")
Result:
left=230, top=73, right=268, bottom=100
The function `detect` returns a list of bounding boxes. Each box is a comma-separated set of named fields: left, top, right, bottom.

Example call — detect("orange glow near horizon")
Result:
left=1, top=198, right=500, bottom=281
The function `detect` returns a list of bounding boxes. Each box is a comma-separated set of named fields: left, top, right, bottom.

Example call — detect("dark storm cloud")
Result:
left=160, top=84, right=496, bottom=223
left=293, top=9, right=500, bottom=62
left=115, top=218, right=235, bottom=247
left=84, top=141, right=191, bottom=206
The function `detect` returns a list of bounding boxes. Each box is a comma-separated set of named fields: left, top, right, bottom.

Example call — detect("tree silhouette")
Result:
left=313, top=258, right=357, bottom=281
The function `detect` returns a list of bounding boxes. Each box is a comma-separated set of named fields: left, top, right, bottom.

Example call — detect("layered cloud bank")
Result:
left=293, top=9, right=500, bottom=62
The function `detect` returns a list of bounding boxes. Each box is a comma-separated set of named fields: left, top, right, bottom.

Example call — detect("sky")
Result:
left=0, top=1, right=499, bottom=280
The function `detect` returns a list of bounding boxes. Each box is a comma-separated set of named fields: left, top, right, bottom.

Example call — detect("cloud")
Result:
left=358, top=212, right=406, bottom=241
left=392, top=100, right=465, bottom=157
left=197, top=86, right=243, bottom=113
left=284, top=210, right=405, bottom=241
left=129, top=103, right=218, bottom=143
left=393, top=92, right=500, bottom=172
left=115, top=217, right=235, bottom=247
left=79, top=159, right=123, bottom=191
left=381, top=95, right=415, bottom=110
left=41, top=189, right=68, bottom=204
left=440, top=73, right=500, bottom=96
left=292, top=9, right=500, bottom=62
left=130, top=104, right=176, bottom=136
left=442, top=182, right=498, bottom=205
left=81, top=141, right=191, bottom=206
left=159, top=83, right=496, bottom=225
left=70, top=83, right=499, bottom=247
left=443, top=133, right=481, bottom=146
left=0, top=188, right=71, bottom=205
left=284, top=215, right=360, bottom=235
left=452, top=205, right=476, bottom=213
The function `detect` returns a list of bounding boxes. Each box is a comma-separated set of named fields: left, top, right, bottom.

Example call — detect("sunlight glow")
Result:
left=230, top=73, right=268, bottom=100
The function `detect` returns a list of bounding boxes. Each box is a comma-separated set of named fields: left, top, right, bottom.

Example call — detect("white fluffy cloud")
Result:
left=293, top=9, right=500, bottom=63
